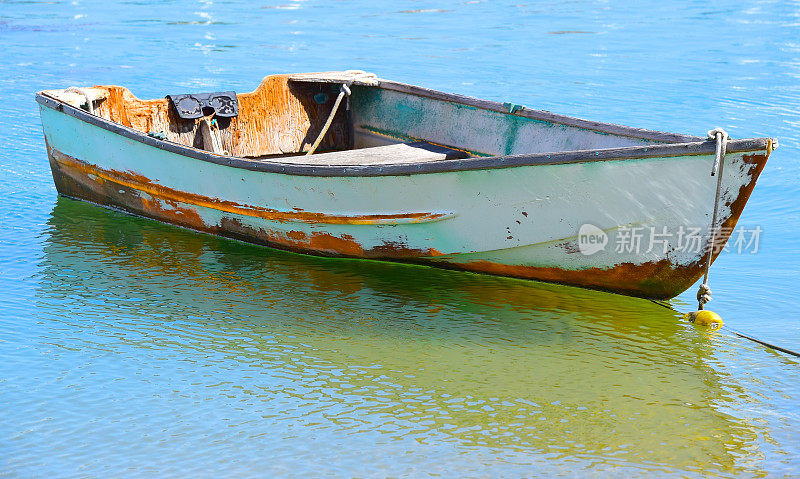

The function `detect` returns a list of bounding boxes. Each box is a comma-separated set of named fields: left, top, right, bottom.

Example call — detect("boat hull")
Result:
left=39, top=98, right=769, bottom=299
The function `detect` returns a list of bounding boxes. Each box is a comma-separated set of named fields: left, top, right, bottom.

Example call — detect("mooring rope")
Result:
left=648, top=299, right=800, bottom=358
left=697, top=127, right=729, bottom=310
left=306, top=83, right=351, bottom=156
left=725, top=326, right=800, bottom=358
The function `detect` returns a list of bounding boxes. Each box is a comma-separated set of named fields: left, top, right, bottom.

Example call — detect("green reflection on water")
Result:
left=36, top=198, right=770, bottom=475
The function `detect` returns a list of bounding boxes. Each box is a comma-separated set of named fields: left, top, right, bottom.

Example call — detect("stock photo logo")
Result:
left=577, top=224, right=762, bottom=256
left=577, top=224, right=608, bottom=255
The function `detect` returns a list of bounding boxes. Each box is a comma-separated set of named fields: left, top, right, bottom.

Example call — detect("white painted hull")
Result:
left=37, top=73, right=772, bottom=299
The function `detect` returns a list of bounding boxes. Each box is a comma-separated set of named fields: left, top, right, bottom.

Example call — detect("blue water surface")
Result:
left=1, top=0, right=799, bottom=477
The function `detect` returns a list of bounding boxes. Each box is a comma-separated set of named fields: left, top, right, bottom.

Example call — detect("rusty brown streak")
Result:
left=49, top=147, right=446, bottom=259
left=440, top=259, right=699, bottom=299
left=50, top=151, right=447, bottom=225
left=439, top=152, right=771, bottom=299
left=48, top=145, right=769, bottom=300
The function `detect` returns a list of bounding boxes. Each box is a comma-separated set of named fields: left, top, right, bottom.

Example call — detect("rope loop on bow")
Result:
left=707, top=127, right=728, bottom=176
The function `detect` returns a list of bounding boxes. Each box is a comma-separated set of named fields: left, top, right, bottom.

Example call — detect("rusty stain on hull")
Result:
left=44, top=147, right=769, bottom=300
left=433, top=152, right=770, bottom=299
left=717, top=153, right=768, bottom=250
left=49, top=146, right=446, bottom=259
left=439, top=259, right=702, bottom=300
left=42, top=70, right=772, bottom=304
left=220, top=217, right=445, bottom=259
left=49, top=149, right=451, bottom=225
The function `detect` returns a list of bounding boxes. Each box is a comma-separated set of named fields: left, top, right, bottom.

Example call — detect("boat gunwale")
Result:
left=36, top=91, right=772, bottom=178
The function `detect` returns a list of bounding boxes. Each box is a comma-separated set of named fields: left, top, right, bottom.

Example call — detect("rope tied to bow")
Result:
left=696, top=127, right=729, bottom=310
left=707, top=127, right=728, bottom=176
left=697, top=283, right=712, bottom=309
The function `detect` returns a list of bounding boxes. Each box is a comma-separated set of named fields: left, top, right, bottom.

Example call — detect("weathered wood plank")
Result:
left=57, top=76, right=350, bottom=159
left=289, top=70, right=380, bottom=86
left=198, top=118, right=224, bottom=154
left=268, top=141, right=468, bottom=166
left=41, top=87, right=108, bottom=111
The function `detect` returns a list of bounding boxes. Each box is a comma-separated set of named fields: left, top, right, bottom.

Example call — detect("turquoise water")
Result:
left=2, top=0, right=799, bottom=476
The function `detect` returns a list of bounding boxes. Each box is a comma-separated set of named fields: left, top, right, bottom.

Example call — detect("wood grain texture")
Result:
left=37, top=71, right=776, bottom=179
left=46, top=71, right=702, bottom=163
left=198, top=118, right=224, bottom=154
left=271, top=141, right=468, bottom=166
left=83, top=75, right=350, bottom=158
left=39, top=87, right=108, bottom=110
left=37, top=91, right=772, bottom=178
left=289, top=70, right=380, bottom=86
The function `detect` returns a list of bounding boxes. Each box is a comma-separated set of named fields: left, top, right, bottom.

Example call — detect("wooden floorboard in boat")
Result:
left=262, top=141, right=468, bottom=166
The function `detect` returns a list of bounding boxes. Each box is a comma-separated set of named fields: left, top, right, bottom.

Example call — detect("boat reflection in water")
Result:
left=37, top=197, right=770, bottom=475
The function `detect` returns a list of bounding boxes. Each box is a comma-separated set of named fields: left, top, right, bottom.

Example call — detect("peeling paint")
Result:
left=50, top=149, right=449, bottom=259
left=219, top=217, right=444, bottom=258
left=50, top=149, right=453, bottom=225
left=39, top=74, right=772, bottom=300
left=440, top=258, right=703, bottom=300
left=46, top=143, right=770, bottom=298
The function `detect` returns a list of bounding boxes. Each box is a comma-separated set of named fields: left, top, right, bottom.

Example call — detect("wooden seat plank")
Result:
left=264, top=142, right=468, bottom=166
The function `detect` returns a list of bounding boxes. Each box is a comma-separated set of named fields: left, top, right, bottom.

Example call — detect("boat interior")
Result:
left=40, top=71, right=687, bottom=166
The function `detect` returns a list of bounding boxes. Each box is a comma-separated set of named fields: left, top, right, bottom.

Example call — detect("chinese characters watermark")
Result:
left=578, top=224, right=762, bottom=256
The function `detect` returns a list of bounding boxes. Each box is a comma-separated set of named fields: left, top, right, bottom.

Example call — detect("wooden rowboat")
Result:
left=36, top=71, right=775, bottom=299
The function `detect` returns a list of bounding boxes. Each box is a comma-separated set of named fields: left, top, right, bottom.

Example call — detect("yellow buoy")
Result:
left=684, top=310, right=724, bottom=329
